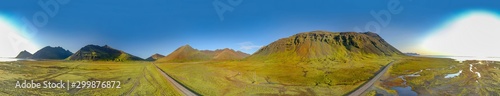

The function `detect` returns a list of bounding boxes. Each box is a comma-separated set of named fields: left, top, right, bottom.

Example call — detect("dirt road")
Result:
left=154, top=64, right=198, bottom=96
left=348, top=61, right=395, bottom=96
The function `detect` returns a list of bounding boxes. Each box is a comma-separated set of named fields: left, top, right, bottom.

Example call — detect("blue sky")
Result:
left=1, top=0, right=499, bottom=58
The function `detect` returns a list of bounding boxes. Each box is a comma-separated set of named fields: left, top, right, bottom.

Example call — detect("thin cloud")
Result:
left=238, top=42, right=262, bottom=50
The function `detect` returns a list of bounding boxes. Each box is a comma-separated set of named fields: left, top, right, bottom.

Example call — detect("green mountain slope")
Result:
left=248, top=31, right=403, bottom=62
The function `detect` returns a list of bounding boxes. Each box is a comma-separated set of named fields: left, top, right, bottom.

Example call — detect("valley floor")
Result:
left=1, top=57, right=498, bottom=96
left=156, top=58, right=393, bottom=96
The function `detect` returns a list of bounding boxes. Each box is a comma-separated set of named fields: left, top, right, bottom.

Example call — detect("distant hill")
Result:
left=156, top=45, right=249, bottom=62
left=156, top=45, right=211, bottom=62
left=67, top=45, right=143, bottom=61
left=15, top=50, right=32, bottom=59
left=146, top=53, right=165, bottom=61
left=404, top=52, right=420, bottom=56
left=31, top=46, right=73, bottom=60
left=212, top=48, right=250, bottom=60
left=248, top=31, right=403, bottom=62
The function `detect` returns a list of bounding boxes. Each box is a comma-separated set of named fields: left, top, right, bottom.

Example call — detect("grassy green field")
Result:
left=0, top=61, right=180, bottom=96
left=156, top=56, right=394, bottom=96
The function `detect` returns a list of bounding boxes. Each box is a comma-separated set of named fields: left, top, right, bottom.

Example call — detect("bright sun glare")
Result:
left=0, top=15, right=39, bottom=57
left=422, top=10, right=500, bottom=57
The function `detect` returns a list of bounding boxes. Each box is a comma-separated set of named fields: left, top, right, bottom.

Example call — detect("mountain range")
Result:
left=13, top=31, right=401, bottom=63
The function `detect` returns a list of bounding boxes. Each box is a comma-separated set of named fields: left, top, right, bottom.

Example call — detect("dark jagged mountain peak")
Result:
left=31, top=46, right=73, bottom=60
left=67, top=44, right=143, bottom=61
